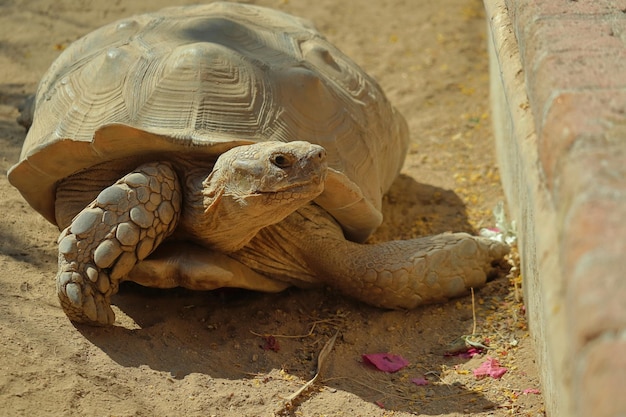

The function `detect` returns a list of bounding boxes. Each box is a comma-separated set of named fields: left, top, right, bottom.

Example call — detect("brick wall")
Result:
left=484, top=0, right=626, bottom=416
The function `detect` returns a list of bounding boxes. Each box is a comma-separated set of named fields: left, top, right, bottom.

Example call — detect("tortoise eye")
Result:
left=271, top=154, right=292, bottom=169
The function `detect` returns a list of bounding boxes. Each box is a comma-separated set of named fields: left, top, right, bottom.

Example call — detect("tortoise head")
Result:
left=181, top=140, right=328, bottom=252
left=214, top=140, right=327, bottom=201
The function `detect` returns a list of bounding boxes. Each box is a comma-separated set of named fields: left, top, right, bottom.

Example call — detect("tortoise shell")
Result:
left=8, top=2, right=408, bottom=241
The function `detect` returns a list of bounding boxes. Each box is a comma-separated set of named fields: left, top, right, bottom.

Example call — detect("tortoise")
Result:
left=8, top=2, right=508, bottom=326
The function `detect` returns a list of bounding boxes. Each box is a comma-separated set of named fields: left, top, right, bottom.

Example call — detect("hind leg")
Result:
left=56, top=162, right=181, bottom=325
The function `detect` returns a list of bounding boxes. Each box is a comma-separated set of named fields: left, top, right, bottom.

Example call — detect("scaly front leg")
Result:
left=56, top=162, right=181, bottom=325
left=267, top=205, right=510, bottom=309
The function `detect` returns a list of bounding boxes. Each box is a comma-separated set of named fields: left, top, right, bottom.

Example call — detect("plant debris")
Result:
left=362, top=353, right=409, bottom=373
left=282, top=332, right=339, bottom=406
left=523, top=388, right=541, bottom=395
left=260, top=335, right=281, bottom=352
left=410, top=376, right=429, bottom=386
left=473, top=356, right=508, bottom=379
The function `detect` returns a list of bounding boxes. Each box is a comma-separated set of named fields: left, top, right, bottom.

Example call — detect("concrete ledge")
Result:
left=484, top=1, right=626, bottom=416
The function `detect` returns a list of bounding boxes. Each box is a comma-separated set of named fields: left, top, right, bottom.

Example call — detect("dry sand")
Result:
left=0, top=0, right=545, bottom=415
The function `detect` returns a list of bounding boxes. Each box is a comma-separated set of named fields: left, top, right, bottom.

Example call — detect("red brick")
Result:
left=538, top=91, right=626, bottom=193
left=504, top=3, right=626, bottom=134
left=488, top=3, right=626, bottom=415
left=523, top=17, right=623, bottom=57
left=557, top=142, right=626, bottom=227
left=559, top=151, right=626, bottom=350
left=523, top=17, right=626, bottom=116
left=532, top=49, right=626, bottom=125
left=505, top=0, right=626, bottom=36
left=516, top=1, right=626, bottom=62
left=564, top=231, right=626, bottom=351
left=574, top=339, right=626, bottom=417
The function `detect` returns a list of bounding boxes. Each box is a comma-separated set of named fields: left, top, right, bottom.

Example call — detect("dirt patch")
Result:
left=0, top=0, right=545, bottom=416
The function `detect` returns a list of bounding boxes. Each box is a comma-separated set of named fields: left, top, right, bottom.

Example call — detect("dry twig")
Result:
left=282, top=331, right=339, bottom=405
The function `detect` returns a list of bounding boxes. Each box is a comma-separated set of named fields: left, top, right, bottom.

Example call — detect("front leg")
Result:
left=56, top=162, right=181, bottom=325
left=256, top=205, right=510, bottom=309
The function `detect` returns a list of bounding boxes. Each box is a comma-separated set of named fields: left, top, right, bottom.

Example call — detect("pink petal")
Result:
left=411, top=377, right=429, bottom=386
left=444, top=346, right=484, bottom=359
left=473, top=356, right=508, bottom=379
left=523, top=388, right=541, bottom=395
left=362, top=353, right=409, bottom=373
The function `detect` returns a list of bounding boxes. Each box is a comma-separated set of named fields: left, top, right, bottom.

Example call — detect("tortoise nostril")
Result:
left=314, top=149, right=326, bottom=160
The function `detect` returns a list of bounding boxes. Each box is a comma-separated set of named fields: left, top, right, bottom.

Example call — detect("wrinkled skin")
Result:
left=54, top=141, right=508, bottom=326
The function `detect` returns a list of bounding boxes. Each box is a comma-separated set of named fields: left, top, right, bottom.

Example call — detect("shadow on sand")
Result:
left=74, top=175, right=496, bottom=414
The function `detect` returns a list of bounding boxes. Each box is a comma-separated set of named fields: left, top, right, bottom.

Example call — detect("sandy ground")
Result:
left=0, top=0, right=545, bottom=416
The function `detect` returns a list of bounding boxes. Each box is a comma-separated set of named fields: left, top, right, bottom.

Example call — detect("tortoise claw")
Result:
left=56, top=257, right=117, bottom=325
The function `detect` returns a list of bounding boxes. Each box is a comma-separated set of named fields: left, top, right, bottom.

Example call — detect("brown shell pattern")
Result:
left=9, top=2, right=408, bottom=229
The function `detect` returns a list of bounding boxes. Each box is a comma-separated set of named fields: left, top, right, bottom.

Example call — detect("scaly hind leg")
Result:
left=56, top=162, right=181, bottom=325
